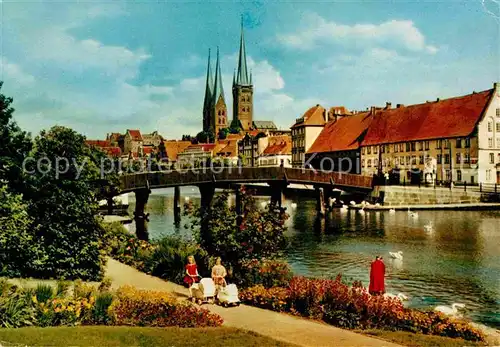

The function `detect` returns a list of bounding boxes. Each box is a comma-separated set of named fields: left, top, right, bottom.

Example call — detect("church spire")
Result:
left=236, top=17, right=250, bottom=86
left=203, top=49, right=214, bottom=111
left=213, top=46, right=225, bottom=103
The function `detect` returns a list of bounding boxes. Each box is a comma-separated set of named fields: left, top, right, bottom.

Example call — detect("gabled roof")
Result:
left=263, top=138, right=292, bottom=156
left=307, top=112, right=373, bottom=153
left=127, top=129, right=143, bottom=141
left=292, top=105, right=327, bottom=128
left=362, top=89, right=493, bottom=145
left=86, top=140, right=111, bottom=148
left=105, top=147, right=122, bottom=157
left=215, top=139, right=238, bottom=157
left=253, top=120, right=277, bottom=130
left=163, top=140, right=192, bottom=161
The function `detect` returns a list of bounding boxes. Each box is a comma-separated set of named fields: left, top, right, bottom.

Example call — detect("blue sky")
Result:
left=1, top=0, right=499, bottom=139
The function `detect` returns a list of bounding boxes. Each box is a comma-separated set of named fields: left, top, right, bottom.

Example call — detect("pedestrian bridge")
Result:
left=119, top=167, right=373, bottom=193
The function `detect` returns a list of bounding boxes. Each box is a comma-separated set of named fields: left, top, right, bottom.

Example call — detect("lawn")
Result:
left=359, top=329, right=488, bottom=347
left=0, top=326, right=296, bottom=347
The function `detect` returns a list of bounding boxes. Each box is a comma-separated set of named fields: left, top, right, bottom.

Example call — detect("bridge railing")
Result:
left=120, top=167, right=373, bottom=192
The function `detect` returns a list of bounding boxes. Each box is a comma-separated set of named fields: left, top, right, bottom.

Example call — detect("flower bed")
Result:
left=239, top=276, right=485, bottom=342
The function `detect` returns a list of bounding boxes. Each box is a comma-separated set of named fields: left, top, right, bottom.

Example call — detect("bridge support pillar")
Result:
left=174, top=186, right=181, bottom=226
left=315, top=186, right=325, bottom=217
left=134, top=188, right=150, bottom=241
left=269, top=182, right=285, bottom=209
left=199, top=184, right=215, bottom=213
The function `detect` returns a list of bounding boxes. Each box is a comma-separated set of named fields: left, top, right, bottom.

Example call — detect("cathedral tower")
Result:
left=232, top=20, right=253, bottom=131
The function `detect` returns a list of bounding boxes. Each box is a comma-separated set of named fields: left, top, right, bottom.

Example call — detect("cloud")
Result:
left=0, top=57, right=36, bottom=87
left=277, top=13, right=438, bottom=54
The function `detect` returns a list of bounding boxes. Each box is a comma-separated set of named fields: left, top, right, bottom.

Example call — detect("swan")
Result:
left=332, top=198, right=337, bottom=203
left=408, top=208, right=418, bottom=219
left=291, top=203, right=297, bottom=209
left=434, top=303, right=466, bottom=316
left=424, top=221, right=434, bottom=233
left=358, top=208, right=365, bottom=215
left=389, top=251, right=403, bottom=260
left=389, top=209, right=396, bottom=214
left=184, top=196, right=190, bottom=201
left=375, top=203, right=380, bottom=207
left=350, top=201, right=356, bottom=206
left=384, top=293, right=409, bottom=301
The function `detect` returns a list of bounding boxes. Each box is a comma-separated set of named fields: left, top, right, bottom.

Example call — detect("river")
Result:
left=126, top=187, right=500, bottom=328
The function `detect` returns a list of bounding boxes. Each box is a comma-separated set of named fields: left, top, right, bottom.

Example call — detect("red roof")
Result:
left=263, top=135, right=292, bottom=155
left=86, top=140, right=111, bottom=148
left=164, top=140, right=192, bottom=161
left=127, top=129, right=143, bottom=141
left=308, top=112, right=373, bottom=153
left=362, top=89, right=493, bottom=145
left=292, top=105, right=327, bottom=128
left=143, top=147, right=155, bottom=154
left=105, top=147, right=122, bottom=157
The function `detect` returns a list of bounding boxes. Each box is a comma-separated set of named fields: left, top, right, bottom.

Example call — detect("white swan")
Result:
left=408, top=208, right=418, bottom=219
left=350, top=201, right=356, bottom=206
left=434, top=303, right=466, bottom=316
left=389, top=208, right=396, bottom=214
left=184, top=196, right=190, bottom=201
left=424, top=221, right=434, bottom=233
left=375, top=203, right=380, bottom=207
left=389, top=251, right=403, bottom=260
left=291, top=202, right=297, bottom=209
left=358, top=208, right=365, bottom=215
left=384, top=293, right=409, bottom=301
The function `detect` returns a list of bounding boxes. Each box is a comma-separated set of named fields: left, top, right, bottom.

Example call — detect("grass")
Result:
left=359, top=329, right=488, bottom=347
left=0, top=326, right=296, bottom=347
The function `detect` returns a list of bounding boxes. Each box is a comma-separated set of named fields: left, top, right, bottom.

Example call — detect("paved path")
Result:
left=105, top=258, right=402, bottom=347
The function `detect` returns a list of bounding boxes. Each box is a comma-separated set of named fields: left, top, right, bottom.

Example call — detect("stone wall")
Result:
left=371, top=186, right=482, bottom=206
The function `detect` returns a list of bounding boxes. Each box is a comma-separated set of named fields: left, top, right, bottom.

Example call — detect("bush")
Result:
left=35, top=284, right=54, bottom=304
left=236, top=259, right=293, bottom=288
left=56, top=281, right=71, bottom=297
left=239, top=275, right=485, bottom=342
left=108, top=286, right=223, bottom=327
left=73, top=280, right=96, bottom=300
left=92, top=292, right=113, bottom=325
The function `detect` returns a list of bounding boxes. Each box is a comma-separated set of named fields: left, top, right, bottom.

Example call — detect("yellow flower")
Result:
left=43, top=308, right=49, bottom=313
left=54, top=308, right=60, bottom=313
left=67, top=306, right=74, bottom=312
left=89, top=296, right=95, bottom=304
left=32, top=296, right=38, bottom=304
left=61, top=305, right=66, bottom=311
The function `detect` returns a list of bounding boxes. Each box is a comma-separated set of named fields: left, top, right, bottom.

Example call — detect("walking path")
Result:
left=105, top=258, right=402, bottom=347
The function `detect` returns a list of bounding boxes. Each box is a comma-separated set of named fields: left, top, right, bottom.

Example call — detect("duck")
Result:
left=389, top=208, right=396, bottom=214
left=291, top=202, right=297, bottom=209
left=384, top=293, right=409, bottom=301
left=389, top=251, right=403, bottom=260
left=434, top=303, right=466, bottom=316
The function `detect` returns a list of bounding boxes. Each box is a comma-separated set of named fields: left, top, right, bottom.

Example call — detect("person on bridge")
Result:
left=369, top=256, right=385, bottom=296
left=183, top=255, right=200, bottom=288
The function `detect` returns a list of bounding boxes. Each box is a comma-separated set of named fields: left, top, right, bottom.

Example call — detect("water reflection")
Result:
left=128, top=189, right=500, bottom=328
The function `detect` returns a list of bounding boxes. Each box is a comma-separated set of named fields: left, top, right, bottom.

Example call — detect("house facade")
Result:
left=257, top=135, right=292, bottom=167
left=123, top=129, right=143, bottom=156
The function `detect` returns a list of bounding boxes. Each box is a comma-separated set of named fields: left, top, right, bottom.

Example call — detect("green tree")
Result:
left=24, top=126, right=107, bottom=280
left=196, top=130, right=215, bottom=144
left=184, top=188, right=289, bottom=282
left=218, top=128, right=229, bottom=140
left=0, top=81, right=32, bottom=194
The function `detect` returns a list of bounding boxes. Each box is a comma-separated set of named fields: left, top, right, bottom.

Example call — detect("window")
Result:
left=490, top=153, right=495, bottom=164
left=362, top=147, right=365, bottom=154
left=444, top=154, right=450, bottom=164
left=406, top=143, right=411, bottom=152
left=456, top=153, right=461, bottom=164
left=419, top=155, right=424, bottom=164
left=418, top=142, right=423, bottom=151
left=464, top=153, right=470, bottom=164
left=411, top=155, right=417, bottom=165
left=444, top=140, right=450, bottom=149
left=411, top=142, right=416, bottom=151
left=400, top=143, right=404, bottom=152
left=367, top=147, right=371, bottom=154
left=367, top=159, right=372, bottom=167
left=374, top=146, right=378, bottom=154
left=456, top=138, right=462, bottom=148
left=497, top=123, right=500, bottom=132
left=386, top=145, right=390, bottom=153
left=446, top=170, right=451, bottom=180
left=374, top=159, right=378, bottom=167
left=424, top=141, right=430, bottom=150
left=395, top=157, right=399, bottom=166
left=437, top=154, right=442, bottom=164
left=488, top=138, right=493, bottom=148
left=436, top=140, right=442, bottom=149
left=486, top=169, right=491, bottom=181
left=497, top=108, right=500, bottom=117
left=488, top=121, right=493, bottom=132
left=406, top=156, right=410, bottom=165
left=394, top=144, right=399, bottom=153
left=457, top=170, right=462, bottom=181
left=465, top=138, right=470, bottom=148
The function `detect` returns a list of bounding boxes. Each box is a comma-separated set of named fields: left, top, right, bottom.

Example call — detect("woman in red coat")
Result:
left=369, top=256, right=385, bottom=295
left=183, top=255, right=200, bottom=287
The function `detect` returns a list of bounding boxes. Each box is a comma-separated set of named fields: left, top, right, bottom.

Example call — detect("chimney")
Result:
left=396, top=104, right=404, bottom=108
left=385, top=102, right=392, bottom=109
left=494, top=82, right=499, bottom=91
left=323, top=109, right=327, bottom=123
left=436, top=98, right=440, bottom=102
left=370, top=106, right=376, bottom=114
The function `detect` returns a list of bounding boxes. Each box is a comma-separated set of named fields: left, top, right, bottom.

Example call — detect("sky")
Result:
left=0, top=0, right=499, bottom=140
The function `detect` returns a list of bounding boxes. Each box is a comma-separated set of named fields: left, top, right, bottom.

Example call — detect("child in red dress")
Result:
left=183, top=255, right=200, bottom=287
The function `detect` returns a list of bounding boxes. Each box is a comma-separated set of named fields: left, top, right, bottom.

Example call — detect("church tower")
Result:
left=212, top=47, right=227, bottom=137
left=202, top=49, right=214, bottom=133
left=232, top=20, right=253, bottom=131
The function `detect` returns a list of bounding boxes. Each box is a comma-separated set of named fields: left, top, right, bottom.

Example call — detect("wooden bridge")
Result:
left=119, top=167, right=373, bottom=193
left=117, top=167, right=373, bottom=240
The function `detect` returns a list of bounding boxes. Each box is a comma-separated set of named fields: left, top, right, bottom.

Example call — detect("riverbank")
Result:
left=349, top=202, right=500, bottom=211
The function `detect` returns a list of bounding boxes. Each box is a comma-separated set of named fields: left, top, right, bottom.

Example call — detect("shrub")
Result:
left=35, top=283, right=54, bottom=304
left=0, top=286, right=36, bottom=328
left=108, top=286, right=223, bottom=327
left=74, top=280, right=96, bottom=300
left=56, top=281, right=71, bottom=297
left=237, top=259, right=293, bottom=288
left=92, top=292, right=114, bottom=325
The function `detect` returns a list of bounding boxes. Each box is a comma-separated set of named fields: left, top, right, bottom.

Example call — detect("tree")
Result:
left=23, top=126, right=107, bottom=280
left=184, top=188, right=289, bottom=282
left=196, top=130, right=215, bottom=144
left=0, top=81, right=32, bottom=194
left=218, top=128, right=229, bottom=140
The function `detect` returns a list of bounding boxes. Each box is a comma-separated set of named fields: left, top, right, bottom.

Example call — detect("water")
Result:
left=127, top=187, right=500, bottom=328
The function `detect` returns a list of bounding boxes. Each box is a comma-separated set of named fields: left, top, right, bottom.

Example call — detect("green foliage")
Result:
left=73, top=280, right=96, bottom=300
left=0, top=81, right=33, bottom=194
left=22, top=126, right=107, bottom=280
left=238, top=259, right=293, bottom=289
left=98, top=277, right=112, bottom=293
left=0, top=286, right=36, bottom=328
left=148, top=236, right=209, bottom=285
left=35, top=284, right=54, bottom=303
left=56, top=281, right=71, bottom=297
left=196, top=130, right=215, bottom=144
left=92, top=292, right=114, bottom=325
left=184, top=188, right=289, bottom=284
left=218, top=128, right=229, bottom=140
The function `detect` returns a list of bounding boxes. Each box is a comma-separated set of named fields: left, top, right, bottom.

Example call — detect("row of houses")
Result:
left=294, top=82, right=500, bottom=184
